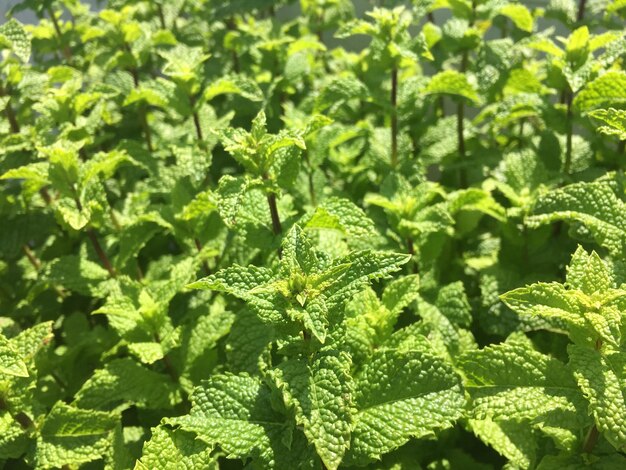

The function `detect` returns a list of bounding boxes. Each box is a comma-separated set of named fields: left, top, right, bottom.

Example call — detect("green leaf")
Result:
left=74, top=358, right=181, bottom=410
left=469, top=418, right=537, bottom=469
left=568, top=345, right=626, bottom=451
left=0, top=19, right=31, bottom=62
left=159, top=45, right=209, bottom=83
left=381, top=274, right=420, bottom=315
left=460, top=341, right=588, bottom=448
left=0, top=333, right=28, bottom=377
left=588, top=108, right=626, bottom=140
left=36, top=403, right=118, bottom=469
left=188, top=264, right=274, bottom=295
left=425, top=70, right=481, bottom=104
left=305, top=197, right=381, bottom=247
left=528, top=182, right=626, bottom=256
left=271, top=351, right=354, bottom=470
left=136, top=426, right=217, bottom=470
left=574, top=71, right=626, bottom=112
left=280, top=224, right=319, bottom=277
left=566, top=246, right=613, bottom=296
left=166, top=374, right=291, bottom=469
left=203, top=75, right=263, bottom=102
left=498, top=4, right=533, bottom=33
left=348, top=348, right=464, bottom=464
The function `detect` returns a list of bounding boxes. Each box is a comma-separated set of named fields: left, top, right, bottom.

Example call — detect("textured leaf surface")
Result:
left=74, top=359, right=181, bottom=410
left=589, top=108, right=626, bottom=140
left=469, top=418, right=537, bottom=469
left=167, top=374, right=290, bottom=468
left=136, top=427, right=216, bottom=470
left=569, top=345, right=626, bottom=451
left=528, top=182, right=626, bottom=255
left=36, top=403, right=118, bottom=469
left=0, top=19, right=31, bottom=61
left=460, top=342, right=588, bottom=441
left=574, top=71, right=626, bottom=111
left=272, top=351, right=354, bottom=469
left=348, top=348, right=464, bottom=464
left=0, top=333, right=28, bottom=377
left=425, top=70, right=480, bottom=104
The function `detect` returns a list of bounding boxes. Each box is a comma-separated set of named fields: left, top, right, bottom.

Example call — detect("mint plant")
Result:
left=1, top=1, right=626, bottom=468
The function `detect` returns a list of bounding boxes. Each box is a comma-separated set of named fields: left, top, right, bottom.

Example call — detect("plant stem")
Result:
left=0, top=397, right=34, bottom=430
left=564, top=92, right=573, bottom=175
left=193, top=238, right=211, bottom=276
left=406, top=237, right=418, bottom=273
left=70, top=188, right=116, bottom=278
left=157, top=3, right=166, bottom=29
left=582, top=337, right=604, bottom=453
left=153, top=333, right=178, bottom=381
left=0, top=84, right=20, bottom=134
left=86, top=229, right=117, bottom=278
left=267, top=192, right=282, bottom=236
left=577, top=0, right=587, bottom=21
left=427, top=12, right=435, bottom=23
left=22, top=245, right=41, bottom=271
left=48, top=7, right=72, bottom=61
left=125, top=45, right=153, bottom=152
left=303, top=150, right=317, bottom=206
left=227, top=18, right=240, bottom=73
left=583, top=425, right=599, bottom=453
left=390, top=66, right=398, bottom=168
left=457, top=51, right=469, bottom=188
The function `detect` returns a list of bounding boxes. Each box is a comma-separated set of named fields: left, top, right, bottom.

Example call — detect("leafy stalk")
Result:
left=124, top=43, right=153, bottom=152
left=577, top=0, right=587, bottom=21
left=47, top=7, right=72, bottom=61
left=70, top=187, right=116, bottom=278
left=390, top=66, right=398, bottom=168
left=582, top=337, right=603, bottom=453
left=267, top=192, right=282, bottom=236
left=455, top=57, right=469, bottom=187
left=564, top=92, right=573, bottom=175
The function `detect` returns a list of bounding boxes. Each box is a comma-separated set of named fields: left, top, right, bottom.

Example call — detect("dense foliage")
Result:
left=1, top=0, right=626, bottom=468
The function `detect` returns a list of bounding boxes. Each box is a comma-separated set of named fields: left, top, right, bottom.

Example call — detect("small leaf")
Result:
left=574, top=71, right=626, bottom=111
left=0, top=19, right=31, bottom=62
left=0, top=333, right=28, bottom=377
left=425, top=70, right=481, bottom=104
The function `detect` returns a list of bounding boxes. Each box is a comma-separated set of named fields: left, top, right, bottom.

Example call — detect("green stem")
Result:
left=304, top=150, right=317, bottom=206
left=86, top=229, right=117, bottom=278
left=564, top=92, right=573, bottom=175
left=157, top=3, right=166, bottom=29
left=457, top=51, right=469, bottom=188
left=227, top=18, right=240, bottom=73
left=0, top=397, right=35, bottom=430
left=153, top=333, right=178, bottom=381
left=577, top=0, right=587, bottom=21
left=583, top=425, right=599, bottom=453
left=0, top=83, right=20, bottom=134
left=267, top=192, right=282, bottom=236
left=71, top=188, right=116, bottom=278
left=582, top=338, right=604, bottom=453
left=125, top=45, right=153, bottom=152
left=48, top=7, right=72, bottom=61
left=22, top=245, right=41, bottom=271
left=194, top=238, right=211, bottom=276
left=406, top=237, right=418, bottom=273
left=390, top=66, right=398, bottom=168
